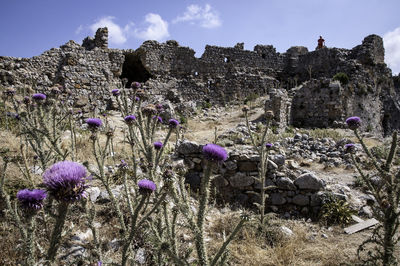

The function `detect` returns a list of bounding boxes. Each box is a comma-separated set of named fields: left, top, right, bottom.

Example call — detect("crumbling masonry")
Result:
left=1, top=27, right=400, bottom=135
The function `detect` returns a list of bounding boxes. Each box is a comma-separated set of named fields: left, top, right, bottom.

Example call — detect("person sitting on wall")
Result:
left=317, top=36, right=325, bottom=49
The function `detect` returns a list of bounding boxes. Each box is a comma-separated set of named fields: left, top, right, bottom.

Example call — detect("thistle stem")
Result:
left=46, top=201, right=69, bottom=262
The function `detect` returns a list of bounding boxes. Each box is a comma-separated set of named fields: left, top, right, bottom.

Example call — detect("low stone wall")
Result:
left=176, top=140, right=338, bottom=216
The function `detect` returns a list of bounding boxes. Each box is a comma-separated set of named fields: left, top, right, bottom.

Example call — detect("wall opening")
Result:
left=120, top=52, right=152, bottom=87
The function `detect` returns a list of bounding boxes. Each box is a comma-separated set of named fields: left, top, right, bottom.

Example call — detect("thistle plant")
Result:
left=17, top=189, right=47, bottom=264
left=7, top=91, right=75, bottom=171
left=1, top=84, right=247, bottom=265
left=345, top=116, right=400, bottom=265
left=86, top=117, right=128, bottom=234
left=120, top=179, right=167, bottom=266
left=1, top=157, right=90, bottom=264
left=243, top=106, right=275, bottom=225
left=86, top=87, right=178, bottom=264
left=165, top=143, right=248, bottom=265
left=1, top=159, right=47, bottom=265
left=43, top=160, right=90, bottom=262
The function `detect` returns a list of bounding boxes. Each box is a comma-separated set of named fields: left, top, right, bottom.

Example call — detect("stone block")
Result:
left=229, top=172, right=254, bottom=188
left=238, top=161, right=258, bottom=172
left=276, top=176, right=296, bottom=190
left=268, top=193, right=286, bottom=205
left=292, top=194, right=310, bottom=206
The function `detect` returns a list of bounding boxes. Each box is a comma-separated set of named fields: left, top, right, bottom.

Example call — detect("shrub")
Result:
left=320, top=195, right=355, bottom=226
left=202, top=101, right=212, bottom=109
left=177, top=112, right=187, bottom=124
left=333, top=72, right=349, bottom=85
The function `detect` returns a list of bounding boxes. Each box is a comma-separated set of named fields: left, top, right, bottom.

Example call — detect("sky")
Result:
left=1, top=0, right=400, bottom=74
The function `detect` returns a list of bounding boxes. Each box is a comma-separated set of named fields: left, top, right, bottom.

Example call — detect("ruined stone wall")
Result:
left=134, top=41, right=282, bottom=104
left=1, top=28, right=399, bottom=134
left=282, top=34, right=386, bottom=83
left=264, top=88, right=291, bottom=131
left=176, top=141, right=330, bottom=216
left=289, top=77, right=385, bottom=134
left=0, top=34, right=124, bottom=106
left=200, top=44, right=282, bottom=75
left=291, top=79, right=345, bottom=128
left=136, top=40, right=197, bottom=77
left=282, top=34, right=396, bottom=135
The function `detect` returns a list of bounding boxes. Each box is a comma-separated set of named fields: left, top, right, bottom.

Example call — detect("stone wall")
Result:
left=1, top=27, right=400, bottom=135
left=0, top=38, right=123, bottom=95
left=264, top=88, right=291, bottom=131
left=133, top=41, right=281, bottom=104
left=176, top=141, right=334, bottom=216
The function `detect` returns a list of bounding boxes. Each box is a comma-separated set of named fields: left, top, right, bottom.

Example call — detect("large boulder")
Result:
left=177, top=140, right=201, bottom=155
left=294, top=172, right=325, bottom=191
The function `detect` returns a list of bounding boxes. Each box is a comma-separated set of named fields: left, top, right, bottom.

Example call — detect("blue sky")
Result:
left=1, top=0, right=400, bottom=74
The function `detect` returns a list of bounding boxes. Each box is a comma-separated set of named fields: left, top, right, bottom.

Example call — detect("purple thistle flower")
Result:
left=142, top=104, right=157, bottom=116
left=155, top=104, right=164, bottom=112
left=17, top=189, right=47, bottom=210
left=344, top=143, right=356, bottom=154
left=163, top=169, right=175, bottom=180
left=111, top=89, right=120, bottom=96
left=118, top=160, right=128, bottom=169
left=152, top=116, right=163, bottom=123
left=124, top=115, right=137, bottom=124
left=131, top=81, right=141, bottom=89
left=32, top=93, right=46, bottom=101
left=138, top=179, right=156, bottom=194
left=202, top=143, right=228, bottom=162
left=43, top=161, right=89, bottom=202
left=154, top=141, right=163, bottom=150
left=265, top=143, right=273, bottom=149
left=346, top=116, right=361, bottom=130
left=169, top=119, right=180, bottom=128
left=136, top=89, right=147, bottom=99
left=4, top=89, right=16, bottom=97
left=23, top=96, right=31, bottom=104
left=135, top=96, right=140, bottom=102
left=86, top=118, right=103, bottom=130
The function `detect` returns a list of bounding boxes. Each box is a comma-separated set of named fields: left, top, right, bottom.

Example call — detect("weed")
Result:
left=320, top=195, right=356, bottom=226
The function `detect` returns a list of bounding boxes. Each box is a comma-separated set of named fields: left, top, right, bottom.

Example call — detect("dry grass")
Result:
left=205, top=210, right=385, bottom=266
left=0, top=221, right=22, bottom=265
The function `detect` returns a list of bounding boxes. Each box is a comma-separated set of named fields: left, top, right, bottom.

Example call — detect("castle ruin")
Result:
left=1, top=27, right=399, bottom=135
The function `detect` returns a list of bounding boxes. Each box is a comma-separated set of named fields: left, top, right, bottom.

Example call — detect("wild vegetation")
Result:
left=0, top=83, right=399, bottom=266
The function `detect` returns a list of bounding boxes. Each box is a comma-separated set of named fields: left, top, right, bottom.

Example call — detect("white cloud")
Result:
left=173, top=4, right=221, bottom=29
left=384, top=27, right=400, bottom=75
left=134, top=13, right=169, bottom=41
left=75, top=25, right=84, bottom=35
left=89, top=16, right=130, bottom=45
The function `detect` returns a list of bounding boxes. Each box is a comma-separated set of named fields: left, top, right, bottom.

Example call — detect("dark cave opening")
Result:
left=120, top=52, right=152, bottom=87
